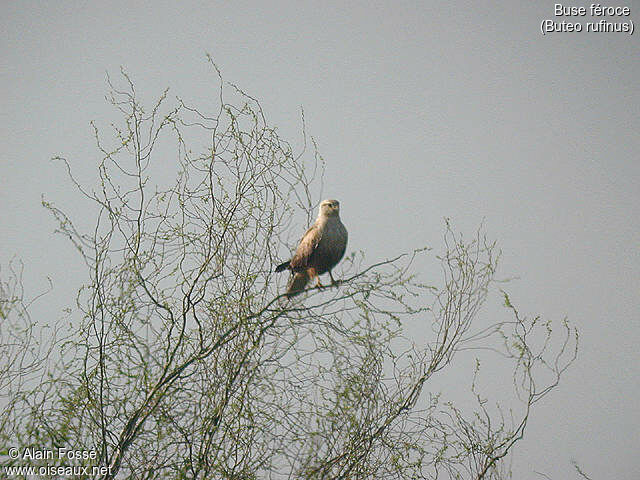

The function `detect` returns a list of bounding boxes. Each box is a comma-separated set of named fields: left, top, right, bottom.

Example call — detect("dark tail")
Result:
left=275, top=260, right=290, bottom=273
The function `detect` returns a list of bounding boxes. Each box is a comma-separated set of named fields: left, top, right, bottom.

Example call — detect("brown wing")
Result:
left=288, top=222, right=322, bottom=272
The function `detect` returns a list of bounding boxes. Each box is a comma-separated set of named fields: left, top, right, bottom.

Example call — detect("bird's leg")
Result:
left=308, top=268, right=323, bottom=289
left=329, top=270, right=340, bottom=286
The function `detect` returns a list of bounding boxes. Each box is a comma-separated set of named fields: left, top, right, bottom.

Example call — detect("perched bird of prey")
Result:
left=275, top=199, right=348, bottom=297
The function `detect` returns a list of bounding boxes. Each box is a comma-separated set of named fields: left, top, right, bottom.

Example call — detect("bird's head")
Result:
left=319, top=199, right=340, bottom=217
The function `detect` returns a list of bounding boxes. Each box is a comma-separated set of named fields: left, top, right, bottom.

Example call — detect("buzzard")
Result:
left=275, top=199, right=348, bottom=297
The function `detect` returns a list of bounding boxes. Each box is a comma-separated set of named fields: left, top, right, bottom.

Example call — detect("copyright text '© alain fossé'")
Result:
left=4, top=447, right=113, bottom=478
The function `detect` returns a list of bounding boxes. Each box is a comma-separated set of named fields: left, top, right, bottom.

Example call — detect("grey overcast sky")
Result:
left=1, top=1, right=638, bottom=478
